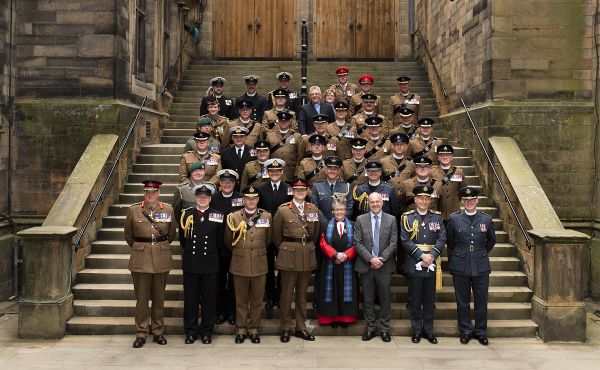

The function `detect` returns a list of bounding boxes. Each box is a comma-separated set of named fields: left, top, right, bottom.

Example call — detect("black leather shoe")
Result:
left=214, top=315, right=226, bottom=325
left=184, top=335, right=196, bottom=344
left=423, top=333, right=438, bottom=344
left=152, top=335, right=167, bottom=345
left=474, top=335, right=489, bottom=345
left=411, top=334, right=421, bottom=343
left=132, top=337, right=145, bottom=348
left=380, top=332, right=392, bottom=342
left=201, top=335, right=212, bottom=344
left=249, top=334, right=261, bottom=344
left=234, top=334, right=246, bottom=344
left=361, top=330, right=377, bottom=341
left=280, top=330, right=291, bottom=343
left=460, top=334, right=471, bottom=344
left=294, top=329, right=315, bottom=341
left=228, top=317, right=236, bottom=325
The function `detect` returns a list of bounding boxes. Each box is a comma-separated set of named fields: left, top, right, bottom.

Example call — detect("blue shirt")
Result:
left=313, top=103, right=321, bottom=114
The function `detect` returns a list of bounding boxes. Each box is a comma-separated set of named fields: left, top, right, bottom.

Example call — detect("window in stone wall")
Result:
left=135, top=0, right=147, bottom=80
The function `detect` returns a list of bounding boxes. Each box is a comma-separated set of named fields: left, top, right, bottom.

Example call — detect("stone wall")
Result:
left=0, top=0, right=13, bottom=215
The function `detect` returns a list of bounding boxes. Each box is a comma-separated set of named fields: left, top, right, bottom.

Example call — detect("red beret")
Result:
left=358, top=74, right=374, bottom=84
left=336, top=67, right=349, bottom=75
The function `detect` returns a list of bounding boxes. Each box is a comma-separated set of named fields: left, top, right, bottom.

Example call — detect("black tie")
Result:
left=237, top=148, right=242, bottom=158
left=330, top=183, right=334, bottom=192
left=273, top=184, right=278, bottom=192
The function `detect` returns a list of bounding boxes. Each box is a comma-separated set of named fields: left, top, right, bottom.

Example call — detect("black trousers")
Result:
left=409, top=276, right=436, bottom=335
left=183, top=272, right=218, bottom=337
left=453, top=274, right=489, bottom=336
left=216, top=255, right=235, bottom=319
left=265, top=243, right=281, bottom=302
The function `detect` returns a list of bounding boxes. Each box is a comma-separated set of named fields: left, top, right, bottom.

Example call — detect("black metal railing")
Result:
left=72, top=96, right=148, bottom=251
left=414, top=29, right=448, bottom=99
left=460, top=98, right=532, bottom=249
left=160, top=6, right=206, bottom=95
left=300, top=19, right=308, bottom=105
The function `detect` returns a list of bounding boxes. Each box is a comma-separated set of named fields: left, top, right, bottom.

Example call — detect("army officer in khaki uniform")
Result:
left=124, top=180, right=177, bottom=348
left=225, top=186, right=272, bottom=344
left=263, top=111, right=302, bottom=180
left=272, top=178, right=321, bottom=343
left=179, top=132, right=221, bottom=184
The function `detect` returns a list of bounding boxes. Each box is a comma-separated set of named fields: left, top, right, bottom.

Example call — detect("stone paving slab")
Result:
left=1, top=301, right=600, bottom=370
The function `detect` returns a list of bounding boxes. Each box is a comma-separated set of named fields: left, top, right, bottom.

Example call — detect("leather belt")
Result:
left=283, top=236, right=313, bottom=244
left=415, top=243, right=434, bottom=252
left=134, top=235, right=169, bottom=243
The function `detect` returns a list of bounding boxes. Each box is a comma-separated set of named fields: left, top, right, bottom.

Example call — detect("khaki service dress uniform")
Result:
left=431, top=165, right=465, bottom=220
left=261, top=108, right=298, bottom=135
left=263, top=128, right=302, bottom=180
left=272, top=201, right=321, bottom=332
left=349, top=93, right=382, bottom=116
left=329, top=82, right=358, bottom=103
left=225, top=209, right=272, bottom=336
left=389, top=93, right=421, bottom=123
left=327, top=122, right=357, bottom=160
left=351, top=112, right=391, bottom=138
left=179, top=151, right=221, bottom=184
left=407, top=135, right=443, bottom=165
left=380, top=155, right=415, bottom=192
left=341, top=158, right=368, bottom=191
left=124, top=201, right=177, bottom=339
left=240, top=160, right=270, bottom=189
left=363, top=136, right=392, bottom=162
left=294, top=157, right=327, bottom=186
left=222, top=118, right=261, bottom=148
left=298, top=132, right=339, bottom=159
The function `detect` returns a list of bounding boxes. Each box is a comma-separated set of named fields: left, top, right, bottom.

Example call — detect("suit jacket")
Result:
left=353, top=211, right=398, bottom=274
left=179, top=207, right=225, bottom=274
left=298, top=102, right=335, bottom=135
left=446, top=211, right=496, bottom=276
left=257, top=181, right=292, bottom=216
left=220, top=145, right=256, bottom=181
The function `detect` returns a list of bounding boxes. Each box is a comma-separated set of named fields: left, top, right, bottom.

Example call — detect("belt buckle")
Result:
left=301, top=235, right=306, bottom=245
left=151, top=234, right=156, bottom=245
left=469, top=245, right=474, bottom=252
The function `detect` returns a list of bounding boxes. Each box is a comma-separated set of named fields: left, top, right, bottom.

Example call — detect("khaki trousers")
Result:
left=279, top=270, right=310, bottom=331
left=131, top=271, right=169, bottom=337
left=233, top=274, right=266, bottom=335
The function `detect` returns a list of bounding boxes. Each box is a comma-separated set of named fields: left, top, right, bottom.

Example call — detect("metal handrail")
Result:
left=414, top=29, right=448, bottom=99
left=72, top=96, right=148, bottom=251
left=460, top=98, right=532, bottom=249
left=300, top=19, right=308, bottom=105
left=160, top=6, right=206, bottom=95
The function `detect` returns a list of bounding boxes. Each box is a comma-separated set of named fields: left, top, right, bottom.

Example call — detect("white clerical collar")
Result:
left=401, top=123, right=413, bottom=129
left=221, top=192, right=233, bottom=198
left=246, top=92, right=256, bottom=97
left=354, top=158, right=364, bottom=164
left=240, top=118, right=251, bottom=124
left=312, top=155, right=323, bottom=161
left=465, top=210, right=477, bottom=216
left=441, top=165, right=451, bottom=170
left=214, top=94, right=223, bottom=98
left=401, top=92, right=410, bottom=97
left=369, top=136, right=380, bottom=141
left=417, top=177, right=429, bottom=183
left=336, top=121, right=346, bottom=126
left=416, top=209, right=428, bottom=216
left=365, top=111, right=374, bottom=116
left=197, top=207, right=209, bottom=212
left=275, top=107, right=284, bottom=111
left=245, top=208, right=257, bottom=215
left=421, top=135, right=431, bottom=141
left=197, top=151, right=207, bottom=156
left=392, top=154, right=405, bottom=160
left=368, top=180, right=381, bottom=187
left=279, top=129, right=289, bottom=134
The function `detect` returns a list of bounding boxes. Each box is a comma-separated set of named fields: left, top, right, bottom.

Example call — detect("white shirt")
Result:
left=293, top=200, right=305, bottom=213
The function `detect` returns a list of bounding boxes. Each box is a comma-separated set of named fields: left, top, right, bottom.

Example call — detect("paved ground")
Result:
left=1, top=300, right=600, bottom=369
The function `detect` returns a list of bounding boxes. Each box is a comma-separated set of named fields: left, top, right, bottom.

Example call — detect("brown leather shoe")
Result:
left=132, top=337, right=146, bottom=348
left=153, top=335, right=167, bottom=345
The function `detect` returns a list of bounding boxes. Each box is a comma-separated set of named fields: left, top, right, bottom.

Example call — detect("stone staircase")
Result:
left=66, top=61, right=537, bottom=337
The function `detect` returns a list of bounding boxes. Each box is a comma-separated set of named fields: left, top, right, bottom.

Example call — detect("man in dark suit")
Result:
left=179, top=184, right=225, bottom=345
left=400, top=184, right=446, bottom=344
left=220, top=126, right=256, bottom=191
left=210, top=169, right=244, bottom=326
left=257, top=158, right=292, bottom=309
left=353, top=192, right=398, bottom=342
left=200, top=77, right=236, bottom=119
left=446, top=186, right=496, bottom=345
left=298, top=86, right=335, bottom=135
left=236, top=75, right=268, bottom=123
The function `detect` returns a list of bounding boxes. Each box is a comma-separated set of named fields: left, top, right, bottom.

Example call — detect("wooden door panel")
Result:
left=214, top=0, right=255, bottom=58
left=254, top=0, right=296, bottom=58
left=314, top=0, right=355, bottom=59
left=355, top=0, right=395, bottom=59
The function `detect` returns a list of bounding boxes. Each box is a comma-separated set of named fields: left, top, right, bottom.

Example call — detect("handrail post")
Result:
left=300, top=19, right=308, bottom=105
left=414, top=29, right=447, bottom=99
left=459, top=98, right=532, bottom=249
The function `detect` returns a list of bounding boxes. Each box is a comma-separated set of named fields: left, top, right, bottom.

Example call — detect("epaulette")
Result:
left=130, top=202, right=142, bottom=207
left=431, top=210, right=442, bottom=215
left=182, top=206, right=193, bottom=213
left=279, top=202, right=291, bottom=209
left=450, top=211, right=461, bottom=216
left=402, top=209, right=415, bottom=215
left=258, top=208, right=270, bottom=215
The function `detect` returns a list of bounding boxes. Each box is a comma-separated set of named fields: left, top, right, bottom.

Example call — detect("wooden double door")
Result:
left=315, top=0, right=396, bottom=60
left=213, top=0, right=396, bottom=60
left=214, top=0, right=297, bottom=59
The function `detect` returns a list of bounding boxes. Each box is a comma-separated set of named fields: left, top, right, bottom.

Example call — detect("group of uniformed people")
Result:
left=124, top=67, right=496, bottom=347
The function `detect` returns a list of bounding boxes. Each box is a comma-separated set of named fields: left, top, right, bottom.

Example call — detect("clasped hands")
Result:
left=334, top=252, right=348, bottom=264
left=369, top=257, right=384, bottom=269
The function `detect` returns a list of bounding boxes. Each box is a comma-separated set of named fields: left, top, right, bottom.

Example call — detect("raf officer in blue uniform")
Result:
left=311, top=155, right=353, bottom=220
left=401, top=184, right=446, bottom=344
left=179, top=184, right=225, bottom=345
left=446, top=186, right=496, bottom=345
left=352, top=161, right=399, bottom=220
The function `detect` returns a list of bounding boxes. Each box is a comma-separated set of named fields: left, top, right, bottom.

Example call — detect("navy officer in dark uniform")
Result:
left=352, top=161, right=399, bottom=220
left=179, top=183, right=225, bottom=345
left=446, top=186, right=496, bottom=345
left=400, top=184, right=446, bottom=344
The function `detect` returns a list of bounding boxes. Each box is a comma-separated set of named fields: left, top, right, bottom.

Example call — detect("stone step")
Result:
left=127, top=173, right=180, bottom=183
left=139, top=144, right=185, bottom=155
left=72, top=299, right=531, bottom=320
left=71, top=283, right=533, bottom=303
left=135, top=154, right=183, bottom=165
left=161, top=136, right=195, bottom=144
left=132, top=163, right=180, bottom=174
